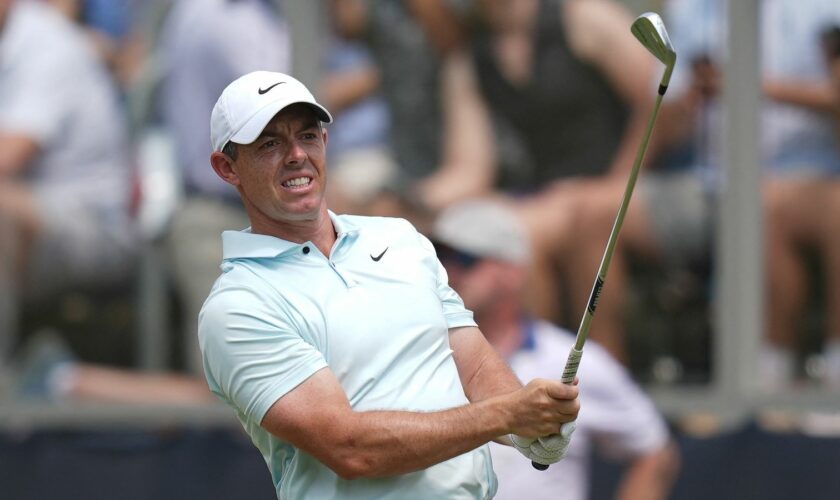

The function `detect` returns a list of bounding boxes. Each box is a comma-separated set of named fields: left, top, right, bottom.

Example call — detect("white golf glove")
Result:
left=510, top=421, right=576, bottom=465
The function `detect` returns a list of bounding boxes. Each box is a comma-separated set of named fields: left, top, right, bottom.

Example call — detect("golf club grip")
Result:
left=561, top=347, right=584, bottom=384
left=531, top=348, right=583, bottom=470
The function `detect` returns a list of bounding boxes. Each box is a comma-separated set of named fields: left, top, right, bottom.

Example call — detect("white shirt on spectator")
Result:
left=0, top=1, right=131, bottom=209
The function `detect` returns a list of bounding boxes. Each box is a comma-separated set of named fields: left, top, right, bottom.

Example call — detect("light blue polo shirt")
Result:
left=198, top=212, right=497, bottom=499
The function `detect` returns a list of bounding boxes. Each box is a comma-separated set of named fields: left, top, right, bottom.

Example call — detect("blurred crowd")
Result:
left=1, top=0, right=840, bottom=447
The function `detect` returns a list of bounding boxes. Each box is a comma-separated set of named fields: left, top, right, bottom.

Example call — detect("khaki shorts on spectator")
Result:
left=27, top=193, right=137, bottom=299
left=166, top=196, right=250, bottom=374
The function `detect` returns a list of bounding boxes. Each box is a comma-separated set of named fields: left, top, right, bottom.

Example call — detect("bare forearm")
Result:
left=417, top=165, right=493, bottom=213
left=327, top=342, right=524, bottom=477
left=418, top=51, right=495, bottom=211
left=324, top=377, right=577, bottom=478
left=330, top=395, right=513, bottom=478
left=262, top=352, right=578, bottom=480
left=764, top=80, right=840, bottom=114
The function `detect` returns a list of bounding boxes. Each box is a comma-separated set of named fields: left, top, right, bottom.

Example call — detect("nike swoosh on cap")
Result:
left=258, top=82, right=285, bottom=95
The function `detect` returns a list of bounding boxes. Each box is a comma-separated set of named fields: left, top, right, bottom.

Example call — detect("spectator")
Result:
left=412, top=0, right=657, bottom=361
left=14, top=5, right=388, bottom=406
left=327, top=0, right=490, bottom=234
left=329, top=0, right=657, bottom=360
left=431, top=198, right=679, bottom=500
left=444, top=0, right=840, bottom=378
left=45, top=0, right=140, bottom=85
left=12, top=3, right=391, bottom=406
left=157, top=0, right=291, bottom=374
left=654, top=0, right=840, bottom=386
left=317, top=38, right=395, bottom=216
left=622, top=0, right=840, bottom=387
left=330, top=0, right=469, bottom=187
left=0, top=0, right=135, bottom=361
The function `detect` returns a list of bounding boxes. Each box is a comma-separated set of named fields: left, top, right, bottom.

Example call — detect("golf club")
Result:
left=532, top=11, right=676, bottom=471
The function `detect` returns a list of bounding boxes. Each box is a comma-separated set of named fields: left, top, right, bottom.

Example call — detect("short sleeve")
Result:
left=199, top=284, right=328, bottom=425
left=579, top=344, right=669, bottom=459
left=415, top=228, right=477, bottom=330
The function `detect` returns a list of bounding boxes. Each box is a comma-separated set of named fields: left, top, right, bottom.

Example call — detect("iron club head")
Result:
left=631, top=12, right=676, bottom=92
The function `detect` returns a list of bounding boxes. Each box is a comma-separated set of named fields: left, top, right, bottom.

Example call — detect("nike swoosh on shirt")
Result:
left=371, top=247, right=389, bottom=262
left=258, top=82, right=285, bottom=95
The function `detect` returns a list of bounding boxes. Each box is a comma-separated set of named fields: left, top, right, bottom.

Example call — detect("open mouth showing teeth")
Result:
left=282, top=177, right=312, bottom=188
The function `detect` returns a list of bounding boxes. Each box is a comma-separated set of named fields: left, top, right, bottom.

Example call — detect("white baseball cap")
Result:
left=432, top=199, right=531, bottom=264
left=210, top=71, right=333, bottom=152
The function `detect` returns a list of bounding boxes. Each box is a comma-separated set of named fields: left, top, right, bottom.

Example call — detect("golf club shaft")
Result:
left=532, top=87, right=667, bottom=472
left=565, top=89, right=665, bottom=377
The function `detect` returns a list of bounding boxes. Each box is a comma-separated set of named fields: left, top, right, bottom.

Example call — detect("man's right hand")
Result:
left=504, top=378, right=580, bottom=438
left=501, top=379, right=579, bottom=465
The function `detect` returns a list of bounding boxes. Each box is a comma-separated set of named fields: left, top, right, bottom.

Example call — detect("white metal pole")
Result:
left=283, top=0, right=326, bottom=89
left=717, top=0, right=762, bottom=413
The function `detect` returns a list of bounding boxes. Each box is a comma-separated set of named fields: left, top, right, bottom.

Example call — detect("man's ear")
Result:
left=210, top=151, right=240, bottom=187
left=321, top=126, right=329, bottom=149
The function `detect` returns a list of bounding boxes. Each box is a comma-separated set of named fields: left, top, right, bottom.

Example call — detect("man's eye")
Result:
left=260, top=140, right=277, bottom=149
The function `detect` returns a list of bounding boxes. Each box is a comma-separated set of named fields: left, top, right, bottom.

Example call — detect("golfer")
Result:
left=198, top=71, right=580, bottom=499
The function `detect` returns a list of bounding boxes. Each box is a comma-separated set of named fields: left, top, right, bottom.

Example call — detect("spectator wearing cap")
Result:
left=432, top=198, right=679, bottom=500
left=399, top=0, right=660, bottom=363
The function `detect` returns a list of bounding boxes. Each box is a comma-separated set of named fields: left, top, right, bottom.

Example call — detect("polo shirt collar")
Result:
left=331, top=210, right=360, bottom=238
left=222, top=211, right=360, bottom=261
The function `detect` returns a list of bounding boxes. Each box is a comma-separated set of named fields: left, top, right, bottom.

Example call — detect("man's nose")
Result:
left=285, top=141, right=306, bottom=165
